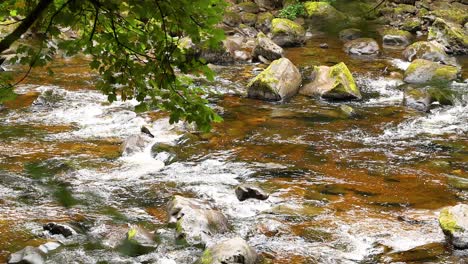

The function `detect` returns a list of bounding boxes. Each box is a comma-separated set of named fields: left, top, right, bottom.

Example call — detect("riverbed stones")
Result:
left=253, top=33, right=283, bottom=61
left=247, top=58, right=301, bottom=101
left=270, top=18, right=305, bottom=47
left=195, top=237, right=257, bottom=264
left=339, top=28, right=362, bottom=42
left=43, top=222, right=74, bottom=237
left=343, top=38, right=380, bottom=56
left=428, top=18, right=468, bottom=55
left=235, top=184, right=269, bottom=201
left=300, top=62, right=361, bottom=100
left=403, top=59, right=459, bottom=84
left=403, top=41, right=458, bottom=66
left=8, top=246, right=44, bottom=264
left=439, top=204, right=468, bottom=249
left=167, top=196, right=229, bottom=246
left=382, top=29, right=414, bottom=47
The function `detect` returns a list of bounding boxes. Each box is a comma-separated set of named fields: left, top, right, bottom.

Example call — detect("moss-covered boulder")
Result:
left=338, top=28, right=362, bottom=42
left=223, top=11, right=242, bottom=27
left=247, top=58, right=301, bottom=101
left=271, top=18, right=305, bottom=47
left=394, top=4, right=418, bottom=15
left=439, top=204, right=468, bottom=249
left=403, top=59, right=459, bottom=84
left=254, top=0, right=282, bottom=10
left=382, top=28, right=414, bottom=47
left=428, top=18, right=468, bottom=55
left=343, top=38, right=380, bottom=56
left=401, top=18, right=421, bottom=33
left=304, top=1, right=346, bottom=27
left=253, top=32, right=283, bottom=62
left=255, top=12, right=274, bottom=32
left=241, top=12, right=257, bottom=27
left=300, top=62, right=361, bottom=100
left=403, top=41, right=458, bottom=66
left=195, top=237, right=257, bottom=264
left=402, top=87, right=432, bottom=112
left=167, top=196, right=229, bottom=247
left=237, top=2, right=260, bottom=14
left=430, top=5, right=468, bottom=25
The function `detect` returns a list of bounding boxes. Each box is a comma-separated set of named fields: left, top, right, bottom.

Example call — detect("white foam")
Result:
left=389, top=59, right=411, bottom=71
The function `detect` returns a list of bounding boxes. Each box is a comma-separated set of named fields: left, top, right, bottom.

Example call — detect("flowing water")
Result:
left=0, top=34, right=467, bottom=263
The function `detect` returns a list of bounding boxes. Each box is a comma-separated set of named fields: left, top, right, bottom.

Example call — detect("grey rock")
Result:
left=8, top=246, right=44, bottom=264
left=439, top=204, right=468, bottom=249
left=339, top=28, right=362, bottom=42
left=253, top=33, right=284, bottom=61
left=343, top=38, right=380, bottom=56
left=235, top=184, right=269, bottom=201
left=195, top=237, right=257, bottom=264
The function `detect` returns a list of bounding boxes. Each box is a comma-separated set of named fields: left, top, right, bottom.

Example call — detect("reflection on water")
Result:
left=0, top=35, right=466, bottom=263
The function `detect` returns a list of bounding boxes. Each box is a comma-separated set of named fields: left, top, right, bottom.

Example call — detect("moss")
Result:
left=237, top=2, right=259, bottom=13
left=256, top=12, right=273, bottom=24
left=223, top=11, right=241, bottom=26
left=328, top=62, right=361, bottom=99
left=271, top=18, right=304, bottom=35
left=304, top=1, right=343, bottom=20
left=439, top=208, right=462, bottom=234
left=431, top=8, right=468, bottom=25
left=433, top=66, right=459, bottom=81
left=402, top=20, right=421, bottom=32
left=175, top=219, right=184, bottom=234
left=199, top=249, right=213, bottom=264
left=394, top=4, right=417, bottom=15
left=429, top=18, right=468, bottom=48
left=383, top=28, right=412, bottom=39
left=241, top=12, right=257, bottom=25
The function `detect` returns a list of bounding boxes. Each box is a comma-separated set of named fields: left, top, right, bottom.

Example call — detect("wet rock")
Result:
left=235, top=184, right=269, bottom=201
left=195, top=237, right=257, bottom=264
left=383, top=242, right=446, bottom=263
left=319, top=43, right=329, bottom=49
left=151, top=143, right=177, bottom=165
left=402, top=41, right=458, bottom=66
left=118, top=226, right=157, bottom=257
left=141, top=126, right=154, bottom=138
left=253, top=32, right=283, bottom=61
left=167, top=196, right=229, bottom=246
left=343, top=38, right=380, bottom=56
left=121, top=133, right=153, bottom=156
left=300, top=62, right=362, bottom=100
left=43, top=222, right=74, bottom=238
left=304, top=1, right=346, bottom=27
left=271, top=18, right=305, bottom=47
left=255, top=12, right=274, bottom=32
left=403, top=88, right=432, bottom=112
left=32, top=89, right=65, bottom=108
left=8, top=246, right=44, bottom=264
left=338, top=28, right=362, bottom=42
left=403, top=59, right=459, bottom=84
left=428, top=18, right=468, bottom=55
left=256, top=219, right=289, bottom=237
left=439, top=204, right=468, bottom=249
left=339, top=104, right=356, bottom=117
left=37, top=242, right=61, bottom=254
left=401, top=18, right=421, bottom=33
left=382, top=29, right=414, bottom=47
left=247, top=58, right=302, bottom=101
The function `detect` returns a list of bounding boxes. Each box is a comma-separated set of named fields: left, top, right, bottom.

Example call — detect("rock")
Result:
left=32, top=89, right=65, bottom=108
left=439, top=204, right=468, bottom=249
left=241, top=12, right=257, bottom=27
left=319, top=43, right=329, bottom=49
left=247, top=58, right=302, bottom=101
left=253, top=32, right=283, bottom=61
left=43, top=222, right=74, bottom=238
left=389, top=71, right=404, bottom=79
left=271, top=18, right=305, bottom=47
left=339, top=28, right=362, bottom=42
left=151, top=143, right=177, bottom=165
left=223, top=11, right=242, bottom=27
left=403, top=59, right=459, bottom=84
left=256, top=219, right=289, bottom=237
left=401, top=18, right=421, bottom=33
left=303, top=1, right=346, bottom=27
left=339, top=104, right=356, bottom=117
left=255, top=12, right=274, bottom=32
left=37, top=242, right=61, bottom=255
left=237, top=2, right=260, bottom=14
left=403, top=88, right=432, bottom=112
left=140, top=126, right=154, bottom=138
left=428, top=18, right=468, bottom=55
left=195, top=237, right=257, bottom=264
left=383, top=242, right=446, bottom=263
left=403, top=41, right=458, bottom=66
left=8, top=246, right=44, bottom=264
left=238, top=25, right=259, bottom=38
left=382, top=29, right=414, bottom=47
left=235, top=184, right=269, bottom=201
left=343, top=38, right=380, bottom=56
left=118, top=226, right=157, bottom=257
left=167, top=196, right=229, bottom=246
left=254, top=0, right=282, bottom=10
left=121, top=133, right=153, bottom=156
left=300, top=62, right=361, bottom=100
left=430, top=5, right=468, bottom=25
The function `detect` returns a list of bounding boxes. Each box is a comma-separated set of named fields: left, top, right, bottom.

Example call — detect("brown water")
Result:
left=0, top=36, right=467, bottom=263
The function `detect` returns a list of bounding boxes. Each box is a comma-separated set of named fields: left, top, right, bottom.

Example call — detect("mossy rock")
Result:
left=401, top=19, right=421, bottom=33
left=394, top=4, right=417, bottom=15
left=438, top=204, right=468, bottom=249
left=195, top=237, right=257, bottom=264
left=402, top=41, right=457, bottom=66
left=237, top=2, right=260, bottom=14
left=241, top=12, right=257, bottom=26
left=431, top=8, right=468, bottom=25
left=428, top=18, right=468, bottom=55
left=255, top=12, right=274, bottom=32
left=382, top=28, right=413, bottom=47
left=271, top=18, right=305, bottom=47
left=223, top=11, right=242, bottom=27
left=403, top=59, right=459, bottom=84
left=303, top=1, right=347, bottom=29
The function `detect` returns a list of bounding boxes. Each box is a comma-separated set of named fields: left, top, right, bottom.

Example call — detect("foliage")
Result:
left=0, top=0, right=226, bottom=131
left=278, top=2, right=305, bottom=21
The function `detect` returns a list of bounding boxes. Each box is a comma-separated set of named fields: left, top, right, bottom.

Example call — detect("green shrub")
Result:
left=278, top=2, right=305, bottom=20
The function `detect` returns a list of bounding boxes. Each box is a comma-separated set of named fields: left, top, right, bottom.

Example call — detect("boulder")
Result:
left=8, top=246, right=44, bottom=264
left=241, top=13, right=257, bottom=27
left=32, top=89, right=65, bottom=109
left=401, top=18, right=421, bottom=33
left=43, top=222, right=74, bottom=238
left=235, top=184, right=269, bottom=201
left=343, top=38, right=380, bottom=56
left=439, top=204, right=468, bottom=249
left=247, top=58, right=302, bottom=101
left=403, top=88, right=432, bottom=112
left=195, top=237, right=257, bottom=264
left=253, top=33, right=284, bottom=61
left=151, top=143, right=177, bottom=165
left=255, top=12, right=274, bottom=32
left=338, top=28, right=362, bottom=42
left=237, top=2, right=260, bottom=14
left=223, top=11, right=242, bottom=27
left=303, top=1, right=346, bottom=27
left=403, top=59, right=459, bottom=84
left=118, top=226, right=157, bottom=257
left=254, top=0, right=282, bottom=10
left=428, top=18, right=468, bottom=54
left=121, top=133, right=153, bottom=155
left=271, top=18, right=305, bottom=47
left=37, top=242, right=61, bottom=255
left=300, top=62, right=361, bottom=100
left=167, top=196, right=229, bottom=246
left=382, top=29, right=414, bottom=47
left=403, top=41, right=458, bottom=66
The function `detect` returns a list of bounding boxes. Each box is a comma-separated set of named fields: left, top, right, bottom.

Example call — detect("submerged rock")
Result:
left=428, top=18, right=468, bottom=55
left=403, top=59, right=459, bottom=84
left=271, top=18, right=305, bottom=47
left=195, top=237, right=257, bottom=264
left=343, top=38, right=380, bottom=56
left=253, top=32, right=283, bottom=61
left=402, top=41, right=458, bottom=66
left=8, top=246, right=44, bottom=264
left=382, top=29, right=414, bottom=47
left=247, top=58, right=302, bottom=101
left=167, top=196, right=229, bottom=246
left=439, top=204, right=468, bottom=249
left=339, top=28, right=362, bottom=42
left=43, top=222, right=74, bottom=238
left=235, top=184, right=269, bottom=201
left=300, top=62, right=361, bottom=100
